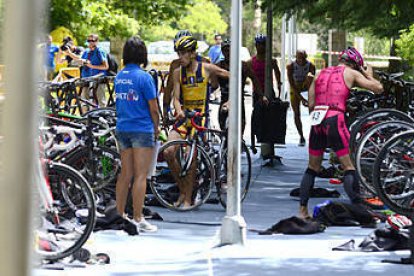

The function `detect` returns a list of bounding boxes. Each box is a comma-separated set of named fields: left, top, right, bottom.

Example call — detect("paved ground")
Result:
left=34, top=95, right=414, bottom=275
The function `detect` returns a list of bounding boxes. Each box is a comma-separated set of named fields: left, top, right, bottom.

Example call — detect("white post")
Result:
left=292, top=15, right=298, bottom=55
left=220, top=0, right=246, bottom=245
left=280, top=14, right=287, bottom=100
left=288, top=16, right=294, bottom=64
left=0, top=0, right=44, bottom=275
left=328, top=29, right=333, bottom=67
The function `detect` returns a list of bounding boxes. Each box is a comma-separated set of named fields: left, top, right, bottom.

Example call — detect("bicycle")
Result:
left=373, top=130, right=414, bottom=217
left=149, top=111, right=251, bottom=211
left=41, top=115, right=121, bottom=192
left=35, top=137, right=96, bottom=261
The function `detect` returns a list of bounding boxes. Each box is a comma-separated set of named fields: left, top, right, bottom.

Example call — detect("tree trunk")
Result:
left=388, top=36, right=402, bottom=73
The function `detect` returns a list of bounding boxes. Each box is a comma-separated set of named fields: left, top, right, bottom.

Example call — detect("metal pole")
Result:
left=220, top=0, right=246, bottom=245
left=264, top=3, right=273, bottom=99
left=280, top=14, right=287, bottom=100
left=288, top=16, right=294, bottom=65
left=0, top=0, right=43, bottom=275
left=328, top=29, right=333, bottom=67
left=293, top=15, right=298, bottom=55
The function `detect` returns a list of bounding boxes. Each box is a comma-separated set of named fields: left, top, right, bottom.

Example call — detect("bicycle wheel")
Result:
left=355, top=121, right=414, bottom=194
left=150, top=140, right=215, bottom=211
left=349, top=109, right=414, bottom=158
left=36, top=162, right=96, bottom=261
left=74, top=117, right=118, bottom=151
left=218, top=141, right=252, bottom=208
left=373, top=130, right=414, bottom=216
left=63, top=146, right=121, bottom=191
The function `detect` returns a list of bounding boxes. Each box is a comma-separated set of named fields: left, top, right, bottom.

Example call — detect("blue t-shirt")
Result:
left=115, top=64, right=157, bottom=133
left=81, top=47, right=108, bottom=77
left=208, top=45, right=224, bottom=64
left=46, top=44, right=59, bottom=69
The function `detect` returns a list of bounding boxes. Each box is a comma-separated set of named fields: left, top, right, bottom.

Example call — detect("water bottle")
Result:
left=313, top=200, right=332, bottom=219
left=147, top=141, right=160, bottom=180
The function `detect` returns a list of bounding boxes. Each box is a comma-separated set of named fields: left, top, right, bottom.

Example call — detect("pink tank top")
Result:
left=315, top=66, right=350, bottom=114
left=251, top=56, right=265, bottom=91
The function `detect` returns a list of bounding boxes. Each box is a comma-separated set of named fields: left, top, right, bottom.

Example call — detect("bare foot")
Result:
left=174, top=194, right=185, bottom=207
left=299, top=206, right=311, bottom=220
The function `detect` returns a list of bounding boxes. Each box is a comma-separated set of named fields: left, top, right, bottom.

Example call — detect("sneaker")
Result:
left=298, top=138, right=306, bottom=147
left=130, top=218, right=158, bottom=233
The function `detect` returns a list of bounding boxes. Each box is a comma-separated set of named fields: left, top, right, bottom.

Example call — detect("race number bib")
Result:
left=310, top=106, right=329, bottom=126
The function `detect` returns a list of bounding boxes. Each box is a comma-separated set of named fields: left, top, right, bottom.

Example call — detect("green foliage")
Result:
left=110, top=0, right=192, bottom=26
left=138, top=0, right=228, bottom=44
left=263, top=0, right=414, bottom=39
left=395, top=24, right=414, bottom=66
left=179, top=0, right=228, bottom=43
left=49, top=0, right=191, bottom=43
left=347, top=30, right=390, bottom=56
left=139, top=24, right=177, bottom=43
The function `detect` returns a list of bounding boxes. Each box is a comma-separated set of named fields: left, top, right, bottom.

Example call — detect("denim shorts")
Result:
left=116, top=131, right=155, bottom=150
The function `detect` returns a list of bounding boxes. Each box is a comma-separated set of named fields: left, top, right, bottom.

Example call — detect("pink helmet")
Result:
left=338, top=47, right=364, bottom=67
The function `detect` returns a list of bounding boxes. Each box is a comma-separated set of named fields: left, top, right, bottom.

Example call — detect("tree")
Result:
left=179, top=0, right=228, bottom=43
left=261, top=0, right=414, bottom=39
left=395, top=24, right=414, bottom=66
left=49, top=0, right=191, bottom=42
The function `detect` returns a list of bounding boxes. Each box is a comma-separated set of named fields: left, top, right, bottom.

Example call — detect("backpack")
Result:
left=106, top=53, right=119, bottom=76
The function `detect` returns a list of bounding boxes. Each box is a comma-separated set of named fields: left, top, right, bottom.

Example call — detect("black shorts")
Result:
left=308, top=113, right=350, bottom=157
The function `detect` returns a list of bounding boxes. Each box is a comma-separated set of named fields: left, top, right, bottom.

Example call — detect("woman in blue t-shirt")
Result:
left=115, top=36, right=160, bottom=233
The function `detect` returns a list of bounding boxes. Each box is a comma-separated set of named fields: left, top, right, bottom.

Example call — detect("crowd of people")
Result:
left=42, top=30, right=384, bottom=232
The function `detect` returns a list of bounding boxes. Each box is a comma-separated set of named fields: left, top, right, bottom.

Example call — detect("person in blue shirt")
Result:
left=79, top=34, right=108, bottom=109
left=44, top=35, right=59, bottom=80
left=115, top=36, right=160, bottom=233
left=208, top=34, right=224, bottom=64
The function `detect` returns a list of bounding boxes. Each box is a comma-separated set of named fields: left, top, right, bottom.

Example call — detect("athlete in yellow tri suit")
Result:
left=164, top=35, right=229, bottom=208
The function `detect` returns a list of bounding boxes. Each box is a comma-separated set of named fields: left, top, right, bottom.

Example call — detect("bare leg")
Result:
left=116, top=149, right=133, bottom=216
left=291, top=94, right=305, bottom=143
left=164, top=130, right=186, bottom=206
left=131, top=147, right=154, bottom=221
left=182, top=155, right=197, bottom=207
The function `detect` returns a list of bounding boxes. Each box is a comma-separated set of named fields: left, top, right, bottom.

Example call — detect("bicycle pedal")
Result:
left=206, top=198, right=219, bottom=204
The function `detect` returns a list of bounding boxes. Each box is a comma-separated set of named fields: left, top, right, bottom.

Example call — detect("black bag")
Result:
left=258, top=216, right=326, bottom=235
left=106, top=53, right=119, bottom=76
left=251, top=98, right=289, bottom=144
left=315, top=201, right=376, bottom=226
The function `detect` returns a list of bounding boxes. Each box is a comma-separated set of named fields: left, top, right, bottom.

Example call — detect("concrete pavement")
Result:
left=34, top=103, right=414, bottom=276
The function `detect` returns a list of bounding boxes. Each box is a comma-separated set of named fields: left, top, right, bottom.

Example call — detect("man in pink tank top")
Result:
left=246, top=34, right=282, bottom=165
left=298, top=47, right=384, bottom=219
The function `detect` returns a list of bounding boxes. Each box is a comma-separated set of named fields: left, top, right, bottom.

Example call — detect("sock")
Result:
left=299, top=168, right=318, bottom=206
left=343, top=170, right=362, bottom=203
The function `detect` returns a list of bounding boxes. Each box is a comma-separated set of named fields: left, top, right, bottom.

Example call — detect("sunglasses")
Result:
left=87, top=39, right=96, bottom=43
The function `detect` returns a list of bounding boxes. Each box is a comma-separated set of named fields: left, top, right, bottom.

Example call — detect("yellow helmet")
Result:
left=174, top=36, right=197, bottom=52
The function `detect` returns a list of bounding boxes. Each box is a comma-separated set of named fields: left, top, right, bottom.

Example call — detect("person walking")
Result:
left=208, top=34, right=224, bottom=65
left=114, top=36, right=160, bottom=232
left=79, top=34, right=108, bottom=109
left=246, top=34, right=282, bottom=165
left=43, top=35, right=59, bottom=80
left=298, top=47, right=384, bottom=219
left=287, top=50, right=316, bottom=146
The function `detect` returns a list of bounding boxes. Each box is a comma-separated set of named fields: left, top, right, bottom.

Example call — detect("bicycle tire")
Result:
left=355, top=121, right=414, bottom=194
left=150, top=140, right=215, bottom=211
left=63, top=145, right=121, bottom=191
left=36, top=162, right=96, bottom=261
left=218, top=141, right=252, bottom=208
left=373, top=130, right=414, bottom=216
left=349, top=109, right=414, bottom=158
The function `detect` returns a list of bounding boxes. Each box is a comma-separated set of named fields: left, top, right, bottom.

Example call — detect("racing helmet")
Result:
left=338, top=47, right=364, bottom=68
